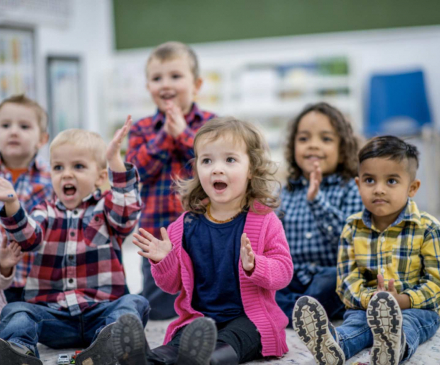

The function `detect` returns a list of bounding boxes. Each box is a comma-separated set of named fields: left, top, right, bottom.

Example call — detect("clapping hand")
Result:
left=133, top=228, right=172, bottom=263
left=374, top=274, right=410, bottom=310
left=106, top=115, right=132, bottom=172
left=0, top=236, right=23, bottom=277
left=164, top=100, right=187, bottom=138
left=240, top=233, right=255, bottom=274
left=307, top=161, right=322, bottom=201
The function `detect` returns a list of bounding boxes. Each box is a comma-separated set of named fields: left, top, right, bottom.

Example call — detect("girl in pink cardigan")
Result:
left=112, top=117, right=294, bottom=365
left=0, top=236, right=22, bottom=312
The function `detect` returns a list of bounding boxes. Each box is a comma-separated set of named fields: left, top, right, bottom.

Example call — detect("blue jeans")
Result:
left=276, top=266, right=345, bottom=327
left=336, top=308, right=440, bottom=362
left=0, top=294, right=150, bottom=358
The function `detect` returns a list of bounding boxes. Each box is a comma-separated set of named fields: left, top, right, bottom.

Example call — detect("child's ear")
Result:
left=408, top=179, right=421, bottom=198
left=95, top=169, right=108, bottom=188
left=193, top=77, right=203, bottom=95
left=355, top=176, right=360, bottom=188
left=37, top=132, right=49, bottom=149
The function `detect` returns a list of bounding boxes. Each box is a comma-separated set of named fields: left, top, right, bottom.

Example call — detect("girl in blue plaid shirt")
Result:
left=276, top=102, right=363, bottom=326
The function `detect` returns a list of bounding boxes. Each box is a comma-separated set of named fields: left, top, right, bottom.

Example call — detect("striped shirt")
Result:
left=126, top=103, right=216, bottom=237
left=337, top=199, right=440, bottom=314
left=0, top=154, right=53, bottom=288
left=0, top=164, right=141, bottom=316
left=280, top=174, right=363, bottom=285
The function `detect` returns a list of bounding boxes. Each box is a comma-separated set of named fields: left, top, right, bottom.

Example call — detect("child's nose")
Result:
left=373, top=184, right=385, bottom=195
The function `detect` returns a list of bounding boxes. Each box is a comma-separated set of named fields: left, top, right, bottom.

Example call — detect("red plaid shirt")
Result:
left=0, top=154, right=53, bottom=288
left=126, top=103, right=216, bottom=237
left=0, top=164, right=141, bottom=315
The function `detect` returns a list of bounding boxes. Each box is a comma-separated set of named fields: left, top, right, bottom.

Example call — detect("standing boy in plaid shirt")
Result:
left=293, top=136, right=440, bottom=365
left=126, top=41, right=216, bottom=320
left=0, top=117, right=149, bottom=365
left=0, top=95, right=53, bottom=303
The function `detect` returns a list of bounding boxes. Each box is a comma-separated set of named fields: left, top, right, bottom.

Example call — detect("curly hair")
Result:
left=176, top=117, right=280, bottom=214
left=285, top=102, right=358, bottom=188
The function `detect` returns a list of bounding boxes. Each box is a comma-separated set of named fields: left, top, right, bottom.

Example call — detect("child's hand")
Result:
left=106, top=115, right=132, bottom=172
left=0, top=236, right=23, bottom=277
left=0, top=177, right=20, bottom=216
left=164, top=100, right=187, bottom=138
left=306, top=162, right=322, bottom=201
left=375, top=274, right=411, bottom=310
left=133, top=227, right=172, bottom=263
left=240, top=233, right=255, bottom=274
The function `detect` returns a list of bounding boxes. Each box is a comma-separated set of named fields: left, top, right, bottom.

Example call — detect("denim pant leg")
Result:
left=0, top=302, right=81, bottom=358
left=336, top=309, right=373, bottom=360
left=141, top=258, right=178, bottom=320
left=275, top=274, right=307, bottom=327
left=83, top=294, right=150, bottom=345
left=401, top=309, right=440, bottom=362
left=304, top=267, right=345, bottom=319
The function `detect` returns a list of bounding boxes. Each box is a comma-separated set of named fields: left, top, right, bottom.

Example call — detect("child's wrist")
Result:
left=108, top=156, right=126, bottom=172
left=5, top=199, right=20, bottom=217
left=0, top=265, right=13, bottom=277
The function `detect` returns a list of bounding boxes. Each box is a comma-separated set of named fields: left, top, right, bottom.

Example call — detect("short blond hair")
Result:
left=0, top=94, right=48, bottom=133
left=176, top=117, right=280, bottom=214
left=50, top=129, right=107, bottom=170
left=146, top=41, right=199, bottom=80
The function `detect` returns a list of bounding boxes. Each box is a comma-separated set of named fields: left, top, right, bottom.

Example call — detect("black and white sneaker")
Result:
left=176, top=317, right=217, bottom=365
left=0, top=338, right=43, bottom=365
left=367, top=292, right=405, bottom=365
left=293, top=296, right=345, bottom=365
left=112, top=314, right=151, bottom=365
left=76, top=323, right=119, bottom=365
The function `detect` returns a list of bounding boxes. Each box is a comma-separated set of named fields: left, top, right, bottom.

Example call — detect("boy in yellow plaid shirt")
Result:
left=292, top=136, right=440, bottom=365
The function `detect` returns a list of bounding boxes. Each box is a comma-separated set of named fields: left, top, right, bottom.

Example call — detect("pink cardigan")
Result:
left=151, top=207, right=294, bottom=357
left=0, top=267, right=15, bottom=312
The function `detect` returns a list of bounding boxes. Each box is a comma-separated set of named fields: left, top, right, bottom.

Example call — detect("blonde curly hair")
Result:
left=176, top=116, right=280, bottom=214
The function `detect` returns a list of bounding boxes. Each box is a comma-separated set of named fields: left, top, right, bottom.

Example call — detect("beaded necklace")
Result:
left=206, top=203, right=242, bottom=224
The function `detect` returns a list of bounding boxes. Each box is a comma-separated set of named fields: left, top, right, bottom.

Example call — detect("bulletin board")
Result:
left=113, top=0, right=440, bottom=50
left=0, top=26, right=36, bottom=100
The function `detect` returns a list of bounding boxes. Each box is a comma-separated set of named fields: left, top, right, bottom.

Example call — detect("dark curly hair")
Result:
left=285, top=102, right=358, bottom=189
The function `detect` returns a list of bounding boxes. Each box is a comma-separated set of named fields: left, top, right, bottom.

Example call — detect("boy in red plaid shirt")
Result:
left=0, top=117, right=149, bottom=365
left=126, top=42, right=216, bottom=319
left=0, top=95, right=53, bottom=303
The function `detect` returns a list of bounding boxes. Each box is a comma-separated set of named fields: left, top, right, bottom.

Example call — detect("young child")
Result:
left=276, top=102, right=363, bottom=326
left=0, top=118, right=149, bottom=365
left=0, top=237, right=23, bottom=312
left=0, top=94, right=53, bottom=303
left=113, top=117, right=294, bottom=365
left=293, top=136, right=440, bottom=365
left=126, top=41, right=216, bottom=320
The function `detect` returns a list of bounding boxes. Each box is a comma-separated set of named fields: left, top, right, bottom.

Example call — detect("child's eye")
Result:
left=226, top=157, right=236, bottom=163
left=53, top=165, right=63, bottom=171
left=152, top=76, right=161, bottom=82
left=322, top=137, right=333, bottom=142
left=20, top=124, right=30, bottom=130
left=297, top=136, right=308, bottom=142
left=172, top=74, right=182, bottom=79
left=75, top=164, right=85, bottom=169
left=201, top=158, right=211, bottom=164
left=1, top=123, right=10, bottom=129
left=365, top=178, right=375, bottom=184
left=388, top=179, right=397, bottom=185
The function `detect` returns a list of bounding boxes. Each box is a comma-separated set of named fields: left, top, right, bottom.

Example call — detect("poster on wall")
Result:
left=47, top=56, right=82, bottom=137
left=0, top=26, right=36, bottom=101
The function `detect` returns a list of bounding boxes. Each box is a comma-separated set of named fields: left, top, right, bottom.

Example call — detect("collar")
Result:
left=55, top=189, right=102, bottom=211
left=0, top=153, right=45, bottom=173
left=348, top=199, right=422, bottom=229
left=152, top=103, right=203, bottom=130
left=289, top=173, right=344, bottom=188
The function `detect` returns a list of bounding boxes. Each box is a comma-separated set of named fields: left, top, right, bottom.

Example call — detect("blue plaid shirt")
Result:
left=279, top=173, right=363, bottom=285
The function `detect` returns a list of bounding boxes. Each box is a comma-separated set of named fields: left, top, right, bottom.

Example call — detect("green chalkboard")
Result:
left=113, top=0, right=440, bottom=50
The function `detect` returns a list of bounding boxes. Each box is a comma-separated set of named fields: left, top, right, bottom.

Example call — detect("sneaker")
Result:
left=367, top=292, right=405, bottom=365
left=76, top=323, right=119, bottom=365
left=112, top=313, right=151, bottom=365
left=176, top=317, right=217, bottom=365
left=0, top=338, right=42, bottom=365
left=293, top=296, right=345, bottom=365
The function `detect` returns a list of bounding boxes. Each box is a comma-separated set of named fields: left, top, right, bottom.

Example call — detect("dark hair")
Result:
left=285, top=102, right=358, bottom=187
left=358, top=135, right=419, bottom=170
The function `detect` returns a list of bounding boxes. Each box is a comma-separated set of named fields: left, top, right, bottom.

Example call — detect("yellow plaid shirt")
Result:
left=337, top=199, right=440, bottom=314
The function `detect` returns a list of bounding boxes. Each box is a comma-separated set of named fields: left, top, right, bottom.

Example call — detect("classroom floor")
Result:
left=37, top=241, right=440, bottom=365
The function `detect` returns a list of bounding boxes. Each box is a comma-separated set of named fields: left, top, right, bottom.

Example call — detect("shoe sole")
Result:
left=76, top=323, right=118, bottom=365
left=293, top=296, right=345, bottom=365
left=367, top=292, right=403, bottom=365
left=176, top=317, right=217, bottom=365
left=112, top=314, right=149, bottom=365
left=0, top=339, right=43, bottom=365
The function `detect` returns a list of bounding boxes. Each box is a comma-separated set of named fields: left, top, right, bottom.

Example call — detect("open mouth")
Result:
left=63, top=184, right=77, bottom=196
left=160, top=93, right=176, bottom=100
left=213, top=181, right=227, bottom=191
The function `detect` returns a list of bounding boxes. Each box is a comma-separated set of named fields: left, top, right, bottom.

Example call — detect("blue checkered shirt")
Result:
left=279, top=174, right=363, bottom=285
